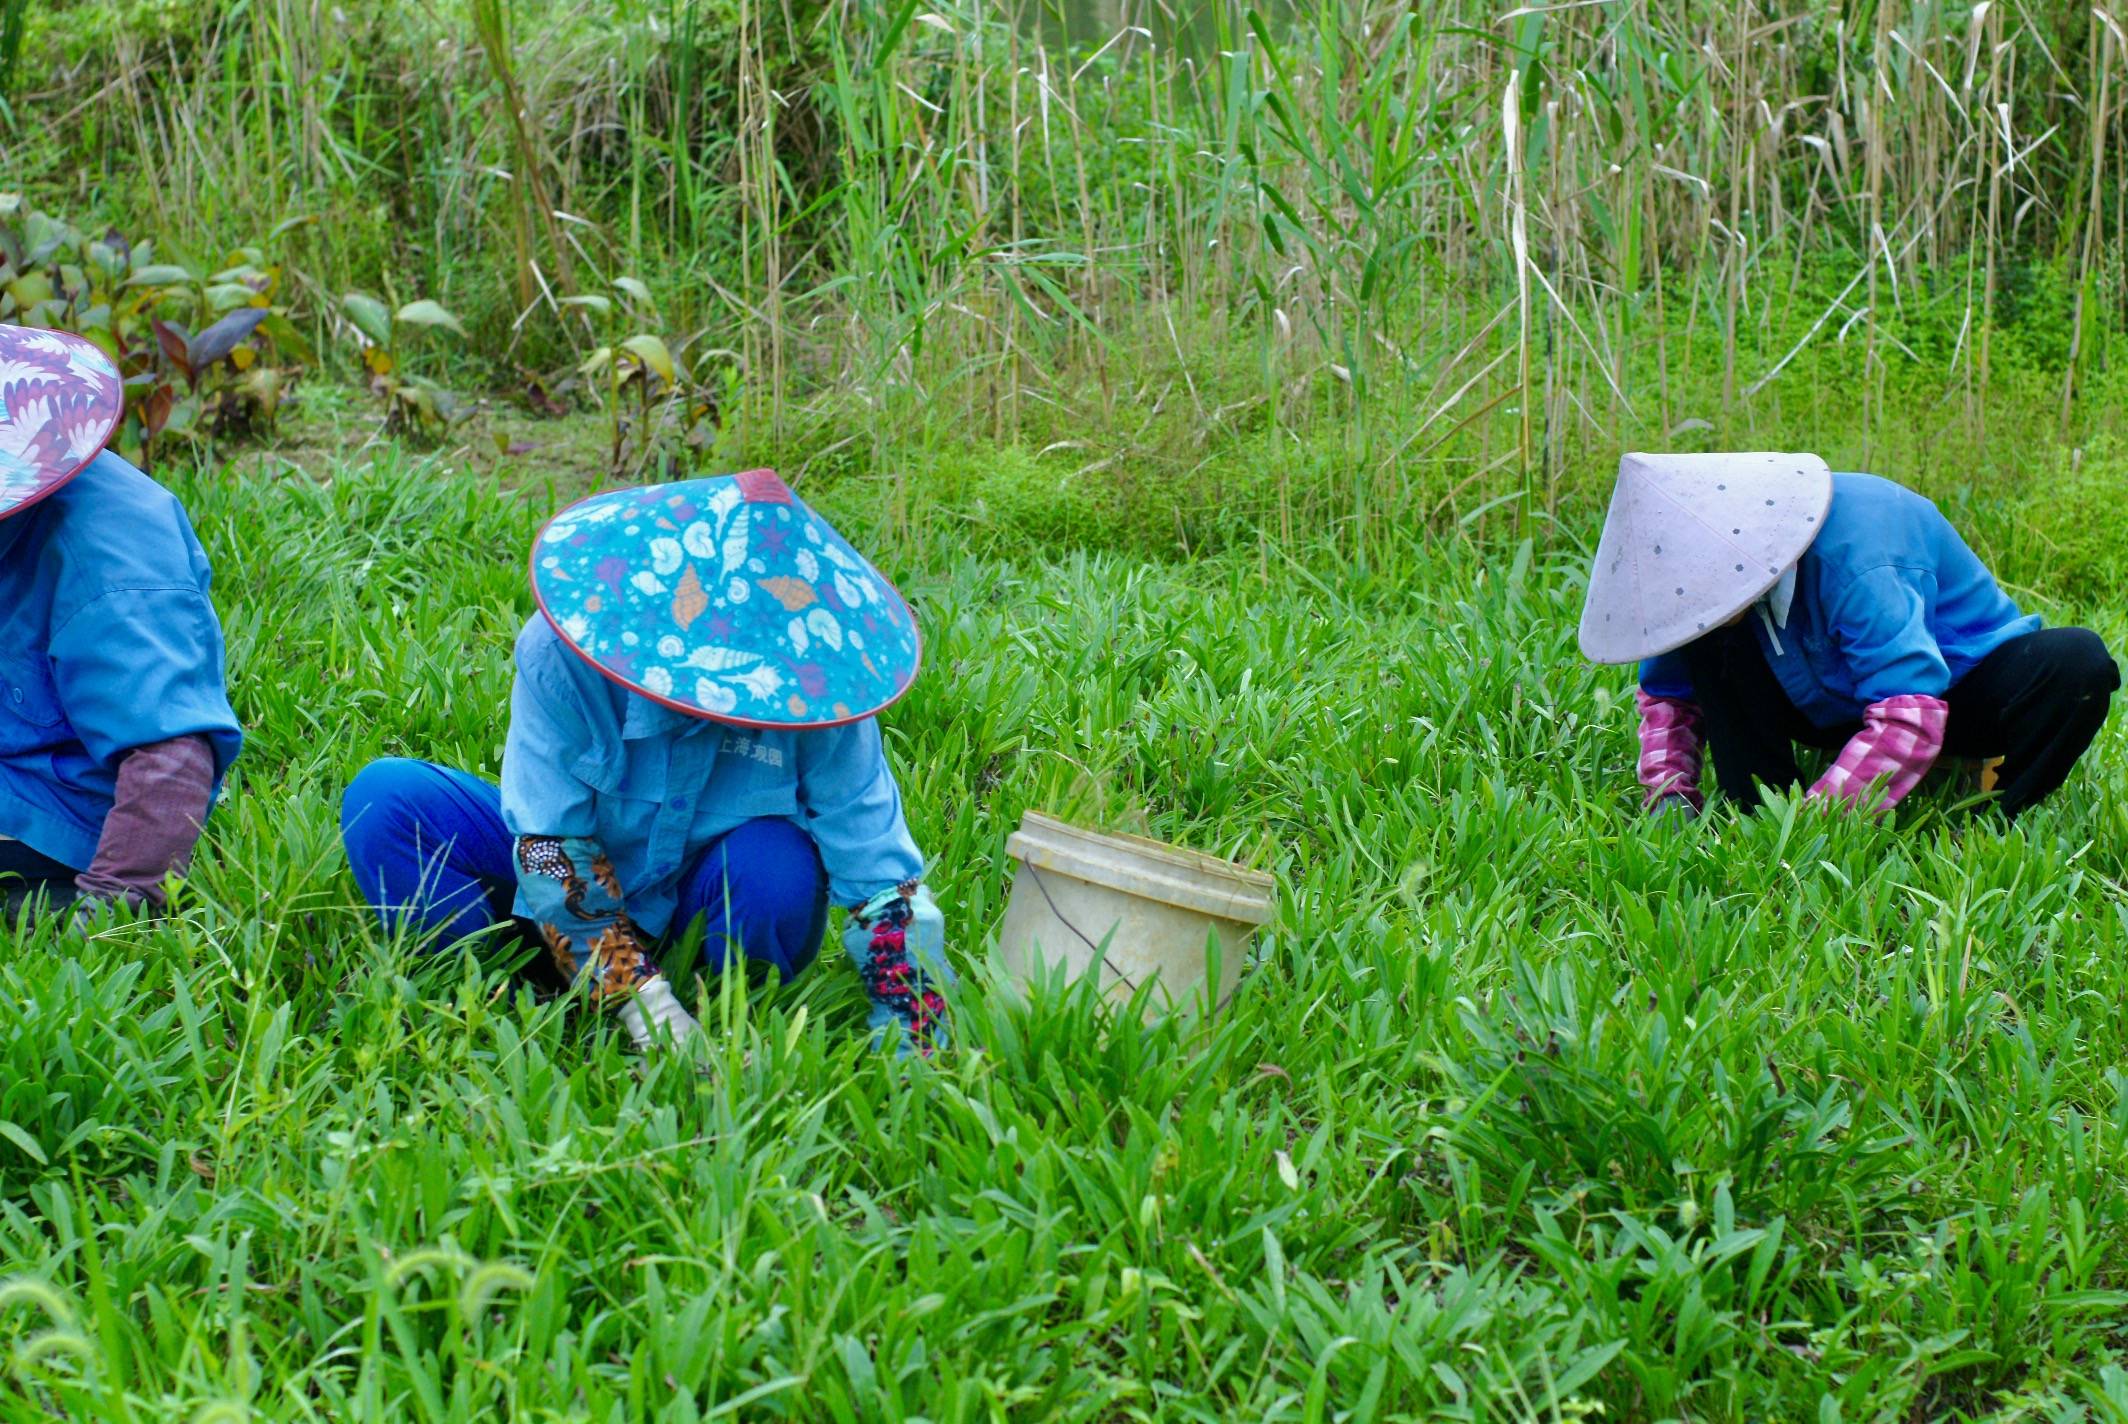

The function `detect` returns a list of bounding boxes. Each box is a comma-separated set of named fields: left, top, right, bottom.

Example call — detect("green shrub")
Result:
left=0, top=195, right=307, bottom=469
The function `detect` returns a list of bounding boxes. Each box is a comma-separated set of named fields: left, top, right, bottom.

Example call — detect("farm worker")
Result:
left=1579, top=452, right=2118, bottom=821
left=340, top=468, right=953, bottom=1057
left=0, top=325, right=244, bottom=922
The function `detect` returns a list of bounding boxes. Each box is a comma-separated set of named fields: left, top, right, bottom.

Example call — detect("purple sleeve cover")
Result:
left=73, top=734, right=218, bottom=911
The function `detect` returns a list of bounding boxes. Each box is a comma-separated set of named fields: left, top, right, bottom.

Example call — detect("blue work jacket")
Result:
left=0, top=452, right=243, bottom=868
left=498, top=615, right=923, bottom=936
left=1642, top=472, right=2038, bottom=726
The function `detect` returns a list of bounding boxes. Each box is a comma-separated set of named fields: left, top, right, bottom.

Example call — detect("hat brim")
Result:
left=0, top=327, right=125, bottom=524
left=527, top=485, right=925, bottom=731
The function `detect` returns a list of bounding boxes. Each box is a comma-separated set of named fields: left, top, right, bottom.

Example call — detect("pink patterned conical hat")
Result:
left=0, top=326, right=124, bottom=523
left=1578, top=452, right=1833, bottom=665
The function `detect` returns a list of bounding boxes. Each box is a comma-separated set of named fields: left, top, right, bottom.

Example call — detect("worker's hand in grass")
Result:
left=64, top=890, right=120, bottom=937
left=616, top=976, right=703, bottom=1055
left=1649, top=792, right=1700, bottom=824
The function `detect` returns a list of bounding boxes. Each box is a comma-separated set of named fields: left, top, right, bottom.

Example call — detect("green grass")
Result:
left=4, top=0, right=2125, bottom=1410
left=2, top=441, right=2128, bottom=1420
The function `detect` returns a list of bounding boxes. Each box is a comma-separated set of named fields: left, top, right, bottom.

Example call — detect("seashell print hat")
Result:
left=1578, top=451, right=1833, bottom=664
left=0, top=326, right=124, bottom=522
left=530, top=469, right=923, bottom=729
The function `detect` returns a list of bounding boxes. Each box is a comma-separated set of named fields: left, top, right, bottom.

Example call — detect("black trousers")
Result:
left=1681, top=624, right=2120, bottom=819
left=0, top=840, right=79, bottom=922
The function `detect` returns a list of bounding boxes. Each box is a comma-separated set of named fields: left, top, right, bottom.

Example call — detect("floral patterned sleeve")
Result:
left=514, top=835, right=661, bottom=1007
left=842, top=882, right=952, bottom=1055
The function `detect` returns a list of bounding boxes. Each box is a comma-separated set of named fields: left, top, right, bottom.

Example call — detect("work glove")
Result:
left=1650, top=791, right=1700, bottom=823
left=615, top=976, right=703, bottom=1054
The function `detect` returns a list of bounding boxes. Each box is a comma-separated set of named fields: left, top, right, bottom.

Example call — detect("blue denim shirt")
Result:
left=498, top=615, right=924, bottom=937
left=1642, top=472, right=2040, bottom=727
left=0, top=452, right=244, bottom=868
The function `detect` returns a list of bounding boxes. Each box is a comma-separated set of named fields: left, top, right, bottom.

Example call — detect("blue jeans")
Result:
left=339, top=758, right=829, bottom=981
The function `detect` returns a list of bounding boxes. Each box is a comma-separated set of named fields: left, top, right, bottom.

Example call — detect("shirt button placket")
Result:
left=653, top=738, right=703, bottom=883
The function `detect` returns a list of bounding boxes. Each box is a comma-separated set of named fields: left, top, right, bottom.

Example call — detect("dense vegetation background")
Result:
left=5, top=0, right=2125, bottom=561
left=2, top=1, right=2128, bottom=1419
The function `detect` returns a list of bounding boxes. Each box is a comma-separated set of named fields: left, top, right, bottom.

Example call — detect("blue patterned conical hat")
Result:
left=531, top=469, right=923, bottom=728
left=0, top=326, right=123, bottom=522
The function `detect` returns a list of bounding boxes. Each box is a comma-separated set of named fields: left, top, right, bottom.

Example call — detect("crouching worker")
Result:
left=0, top=326, right=244, bottom=923
left=341, top=468, right=953, bottom=1056
left=1579, top=453, right=2118, bottom=821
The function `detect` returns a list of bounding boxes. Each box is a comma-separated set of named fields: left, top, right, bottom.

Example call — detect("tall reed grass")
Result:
left=3, top=0, right=2123, bottom=530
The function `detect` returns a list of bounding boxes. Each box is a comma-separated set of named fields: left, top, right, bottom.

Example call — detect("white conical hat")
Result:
left=1578, top=452, right=1832, bottom=664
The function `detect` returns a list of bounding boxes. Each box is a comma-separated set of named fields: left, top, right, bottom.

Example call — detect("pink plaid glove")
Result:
left=1808, top=694, right=1949, bottom=813
left=1635, top=691, right=1705, bottom=812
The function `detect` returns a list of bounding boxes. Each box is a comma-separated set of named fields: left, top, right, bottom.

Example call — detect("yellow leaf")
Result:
left=621, top=334, right=678, bottom=384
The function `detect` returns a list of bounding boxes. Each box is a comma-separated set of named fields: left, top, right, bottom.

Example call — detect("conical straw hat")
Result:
left=1578, top=452, right=1832, bottom=664
left=0, top=326, right=124, bottom=523
left=530, top=468, right=922, bottom=729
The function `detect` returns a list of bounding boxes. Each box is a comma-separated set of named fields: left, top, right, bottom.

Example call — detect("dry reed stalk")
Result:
left=469, top=0, right=581, bottom=321
left=2061, top=6, right=2121, bottom=439
left=7, top=0, right=2117, bottom=521
left=1503, top=73, right=1533, bottom=533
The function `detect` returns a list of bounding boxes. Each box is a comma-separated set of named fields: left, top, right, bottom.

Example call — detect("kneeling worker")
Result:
left=0, top=325, right=244, bottom=922
left=1579, top=453, right=2116, bottom=820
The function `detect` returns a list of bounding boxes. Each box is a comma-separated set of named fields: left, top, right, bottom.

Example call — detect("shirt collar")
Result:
left=1765, top=564, right=1797, bottom=629
left=621, top=693, right=699, bottom=741
left=1755, top=564, right=1798, bottom=655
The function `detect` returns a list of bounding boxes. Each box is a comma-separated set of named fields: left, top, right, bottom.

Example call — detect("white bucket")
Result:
left=997, top=811, right=1277, bottom=1018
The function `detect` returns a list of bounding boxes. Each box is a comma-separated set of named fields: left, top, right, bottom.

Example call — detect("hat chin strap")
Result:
left=1755, top=565, right=1798, bottom=655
